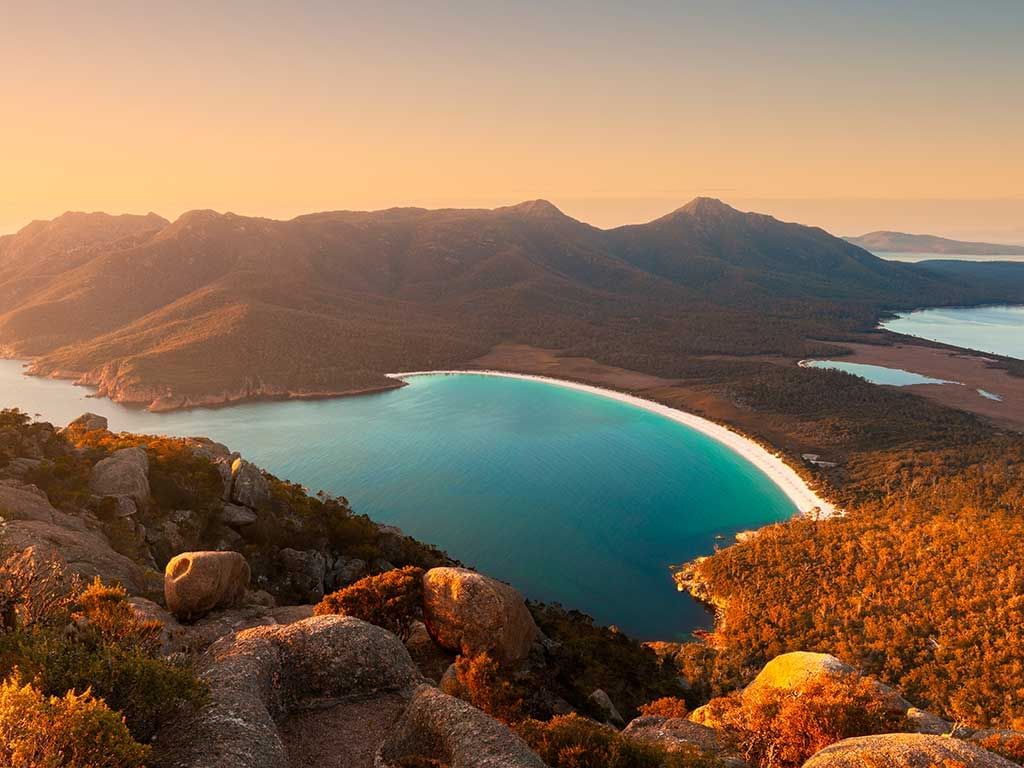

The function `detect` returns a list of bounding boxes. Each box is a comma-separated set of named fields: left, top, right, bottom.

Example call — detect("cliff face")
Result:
left=32, top=358, right=404, bottom=411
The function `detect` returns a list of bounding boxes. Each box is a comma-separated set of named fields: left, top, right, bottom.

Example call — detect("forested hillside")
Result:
left=3, top=199, right=1023, bottom=410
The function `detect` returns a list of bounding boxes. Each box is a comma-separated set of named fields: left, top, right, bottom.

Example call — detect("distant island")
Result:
left=846, top=230, right=1024, bottom=255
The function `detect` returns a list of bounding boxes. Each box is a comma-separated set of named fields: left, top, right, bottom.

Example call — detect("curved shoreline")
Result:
left=388, top=369, right=838, bottom=519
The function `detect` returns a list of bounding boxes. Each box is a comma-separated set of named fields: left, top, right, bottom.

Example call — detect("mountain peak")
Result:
left=501, top=199, right=565, bottom=218
left=676, top=197, right=738, bottom=217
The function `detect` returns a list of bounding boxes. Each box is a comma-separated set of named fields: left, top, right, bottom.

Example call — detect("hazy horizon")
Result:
left=3, top=1, right=1021, bottom=242
left=5, top=195, right=1023, bottom=246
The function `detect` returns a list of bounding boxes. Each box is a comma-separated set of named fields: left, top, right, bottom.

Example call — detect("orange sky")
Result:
left=2, top=2, right=1021, bottom=240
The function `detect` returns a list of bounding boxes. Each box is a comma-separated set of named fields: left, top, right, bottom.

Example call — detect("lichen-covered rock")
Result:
left=230, top=459, right=271, bottom=510
left=802, top=733, right=1017, bottom=768
left=422, top=567, right=538, bottom=664
left=376, top=684, right=546, bottom=768
left=625, top=716, right=746, bottom=764
left=153, top=616, right=422, bottom=768
left=89, top=446, right=150, bottom=504
left=0, top=481, right=86, bottom=529
left=165, top=550, right=250, bottom=620
left=0, top=519, right=151, bottom=595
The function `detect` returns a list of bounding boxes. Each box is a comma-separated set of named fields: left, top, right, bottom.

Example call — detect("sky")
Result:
left=2, top=1, right=1022, bottom=240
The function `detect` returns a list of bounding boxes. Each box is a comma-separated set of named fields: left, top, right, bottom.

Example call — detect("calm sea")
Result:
left=0, top=364, right=797, bottom=640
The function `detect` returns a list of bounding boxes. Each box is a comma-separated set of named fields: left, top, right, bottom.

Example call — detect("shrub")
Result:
left=314, top=566, right=424, bottom=640
left=0, top=675, right=148, bottom=768
left=0, top=548, right=78, bottom=632
left=74, top=579, right=163, bottom=654
left=518, top=713, right=720, bottom=768
left=725, top=675, right=907, bottom=768
left=639, top=696, right=689, bottom=719
left=442, top=651, right=525, bottom=724
left=0, top=574, right=206, bottom=743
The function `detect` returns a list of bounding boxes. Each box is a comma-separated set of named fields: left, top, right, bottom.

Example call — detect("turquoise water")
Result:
left=882, top=305, right=1024, bottom=361
left=0, top=362, right=797, bottom=640
left=802, top=360, right=957, bottom=386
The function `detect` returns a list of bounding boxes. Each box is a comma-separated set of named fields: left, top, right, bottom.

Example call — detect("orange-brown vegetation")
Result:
left=442, top=651, right=526, bottom=725
left=314, top=566, right=424, bottom=641
left=0, top=675, right=148, bottom=768
left=719, top=675, right=907, bottom=768
left=518, top=713, right=722, bottom=768
left=638, top=697, right=690, bottom=719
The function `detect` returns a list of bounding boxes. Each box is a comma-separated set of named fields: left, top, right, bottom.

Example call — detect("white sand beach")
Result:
left=388, top=370, right=838, bottom=519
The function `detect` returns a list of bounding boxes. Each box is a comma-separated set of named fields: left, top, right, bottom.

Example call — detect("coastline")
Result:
left=388, top=369, right=838, bottom=519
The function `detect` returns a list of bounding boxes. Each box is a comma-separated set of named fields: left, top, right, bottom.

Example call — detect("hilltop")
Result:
left=2, top=199, right=1022, bottom=411
left=846, top=230, right=1024, bottom=256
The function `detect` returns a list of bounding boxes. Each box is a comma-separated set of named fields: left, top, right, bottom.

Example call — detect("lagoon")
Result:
left=801, top=360, right=957, bottom=386
left=881, top=305, right=1024, bottom=361
left=0, top=362, right=798, bottom=640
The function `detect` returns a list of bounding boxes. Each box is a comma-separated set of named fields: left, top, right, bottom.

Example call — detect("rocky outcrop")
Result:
left=153, top=616, right=423, bottom=768
left=221, top=503, right=257, bottom=527
left=275, top=547, right=326, bottom=603
left=744, top=651, right=855, bottom=697
left=743, top=651, right=910, bottom=713
left=905, top=706, right=953, bottom=735
left=803, top=733, right=1017, bottom=768
left=589, top=688, right=624, bottom=727
left=624, top=716, right=745, bottom=766
left=229, top=458, right=271, bottom=510
left=0, top=518, right=152, bottom=595
left=326, top=555, right=367, bottom=591
left=63, top=412, right=108, bottom=433
left=376, top=684, right=546, bottom=768
left=164, top=551, right=251, bottom=620
left=404, top=621, right=457, bottom=683
left=0, top=481, right=86, bottom=530
left=422, top=567, right=539, bottom=664
left=89, top=446, right=150, bottom=505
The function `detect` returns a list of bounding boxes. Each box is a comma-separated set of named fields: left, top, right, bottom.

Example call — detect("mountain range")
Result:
left=846, top=230, right=1024, bottom=256
left=2, top=198, right=1022, bottom=410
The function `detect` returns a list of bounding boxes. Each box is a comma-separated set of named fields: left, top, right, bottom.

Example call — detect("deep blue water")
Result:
left=0, top=363, right=797, bottom=640
left=802, top=360, right=957, bottom=386
left=882, top=305, right=1024, bottom=361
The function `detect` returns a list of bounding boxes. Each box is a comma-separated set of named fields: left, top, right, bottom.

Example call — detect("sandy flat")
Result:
left=388, top=369, right=836, bottom=518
